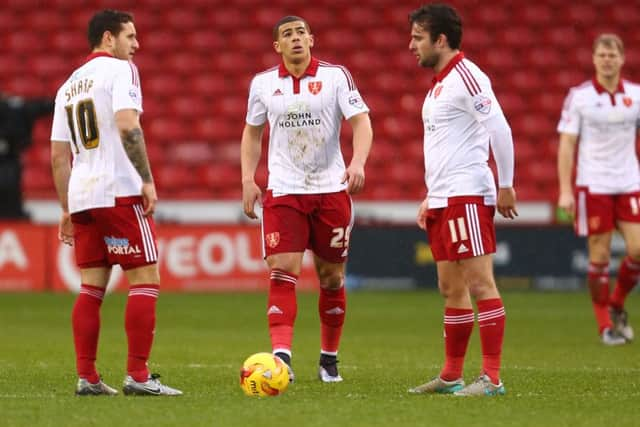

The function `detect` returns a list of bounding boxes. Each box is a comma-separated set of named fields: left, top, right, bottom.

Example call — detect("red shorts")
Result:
left=70, top=196, right=158, bottom=270
left=575, top=187, right=640, bottom=236
left=261, top=190, right=353, bottom=263
left=425, top=196, right=496, bottom=262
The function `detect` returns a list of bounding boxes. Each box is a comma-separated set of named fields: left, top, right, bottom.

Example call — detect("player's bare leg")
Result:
left=121, top=264, right=182, bottom=396
left=266, top=252, right=303, bottom=382
left=314, top=255, right=346, bottom=382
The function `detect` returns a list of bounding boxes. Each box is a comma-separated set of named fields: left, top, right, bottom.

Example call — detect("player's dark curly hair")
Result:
left=409, top=3, right=462, bottom=50
left=272, top=15, right=311, bottom=41
left=88, top=9, right=134, bottom=49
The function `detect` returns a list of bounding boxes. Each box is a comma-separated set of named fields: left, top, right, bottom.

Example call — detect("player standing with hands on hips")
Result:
left=407, top=4, right=517, bottom=397
left=241, top=16, right=373, bottom=383
left=557, top=34, right=640, bottom=346
left=50, top=9, right=182, bottom=396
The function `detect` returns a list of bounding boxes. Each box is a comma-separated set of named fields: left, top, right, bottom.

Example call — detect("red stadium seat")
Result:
left=500, top=27, right=535, bottom=48
left=516, top=4, right=553, bottom=26
left=165, top=52, right=207, bottom=76
left=202, top=8, right=245, bottom=30
left=146, top=118, right=189, bottom=143
left=185, top=30, right=225, bottom=53
left=321, top=29, right=362, bottom=52
left=161, top=9, right=203, bottom=30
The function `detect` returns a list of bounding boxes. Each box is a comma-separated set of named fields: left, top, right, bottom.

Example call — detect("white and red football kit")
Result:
left=558, top=78, right=640, bottom=236
left=246, top=57, right=368, bottom=261
left=422, top=52, right=514, bottom=261
left=51, top=52, right=156, bottom=269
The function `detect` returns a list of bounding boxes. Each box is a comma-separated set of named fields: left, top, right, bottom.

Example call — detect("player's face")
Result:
left=273, top=21, right=314, bottom=64
left=112, top=22, right=139, bottom=61
left=593, top=45, right=624, bottom=80
left=409, top=23, right=439, bottom=68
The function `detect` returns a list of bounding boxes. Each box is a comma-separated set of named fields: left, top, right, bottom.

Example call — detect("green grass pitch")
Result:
left=0, top=291, right=638, bottom=427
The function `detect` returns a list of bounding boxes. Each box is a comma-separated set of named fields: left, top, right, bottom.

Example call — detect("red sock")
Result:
left=440, top=307, right=474, bottom=381
left=477, top=298, right=506, bottom=384
left=611, top=257, right=640, bottom=310
left=72, top=284, right=105, bottom=383
left=125, top=284, right=159, bottom=382
left=319, top=286, right=346, bottom=354
left=268, top=269, right=297, bottom=354
left=588, top=262, right=611, bottom=333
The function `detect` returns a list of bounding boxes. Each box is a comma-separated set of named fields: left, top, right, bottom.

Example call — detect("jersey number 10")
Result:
left=65, top=99, right=100, bottom=154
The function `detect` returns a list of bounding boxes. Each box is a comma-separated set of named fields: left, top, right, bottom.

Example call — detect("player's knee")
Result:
left=467, top=278, right=496, bottom=298
left=266, top=256, right=301, bottom=276
left=318, top=271, right=344, bottom=290
left=438, top=280, right=464, bottom=299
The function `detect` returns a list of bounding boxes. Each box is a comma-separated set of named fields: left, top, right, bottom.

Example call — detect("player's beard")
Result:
left=419, top=51, right=439, bottom=68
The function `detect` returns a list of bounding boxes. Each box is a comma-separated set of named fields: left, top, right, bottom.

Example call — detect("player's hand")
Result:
left=58, top=211, right=74, bottom=246
left=416, top=198, right=429, bottom=230
left=558, top=191, right=575, bottom=218
left=141, top=182, right=157, bottom=216
left=497, top=187, right=518, bottom=219
left=342, top=161, right=365, bottom=195
left=242, top=181, right=262, bottom=220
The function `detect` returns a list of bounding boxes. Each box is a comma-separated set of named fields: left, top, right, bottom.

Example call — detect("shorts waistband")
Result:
left=115, top=196, right=143, bottom=206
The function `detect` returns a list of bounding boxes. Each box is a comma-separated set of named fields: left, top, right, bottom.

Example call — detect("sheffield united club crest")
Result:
left=266, top=232, right=280, bottom=248
left=308, top=81, right=322, bottom=95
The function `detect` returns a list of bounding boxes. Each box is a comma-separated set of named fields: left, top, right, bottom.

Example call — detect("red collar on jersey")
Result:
left=432, top=51, right=465, bottom=85
left=85, top=52, right=114, bottom=63
left=592, top=77, right=625, bottom=95
left=278, top=56, right=319, bottom=78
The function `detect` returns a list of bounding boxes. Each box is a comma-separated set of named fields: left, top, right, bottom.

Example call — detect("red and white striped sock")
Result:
left=440, top=307, right=474, bottom=381
left=72, top=284, right=106, bottom=383
left=588, top=262, right=611, bottom=333
left=268, top=269, right=297, bottom=355
left=611, top=257, right=640, bottom=310
left=125, top=284, right=159, bottom=382
left=477, top=298, right=506, bottom=384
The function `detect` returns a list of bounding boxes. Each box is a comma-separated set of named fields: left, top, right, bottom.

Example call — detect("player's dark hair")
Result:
left=272, top=15, right=311, bottom=41
left=88, top=9, right=134, bottom=49
left=409, top=3, right=462, bottom=50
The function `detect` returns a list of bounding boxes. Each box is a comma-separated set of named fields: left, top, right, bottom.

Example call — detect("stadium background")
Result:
left=2, top=3, right=640, bottom=426
left=2, top=0, right=640, bottom=292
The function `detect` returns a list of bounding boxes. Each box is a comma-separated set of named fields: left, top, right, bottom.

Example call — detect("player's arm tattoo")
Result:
left=121, top=127, right=153, bottom=183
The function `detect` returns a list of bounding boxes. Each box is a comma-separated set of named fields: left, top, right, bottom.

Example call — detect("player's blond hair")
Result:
left=593, top=33, right=624, bottom=55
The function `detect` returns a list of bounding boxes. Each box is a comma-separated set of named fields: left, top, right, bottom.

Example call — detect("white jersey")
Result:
left=246, top=57, right=369, bottom=194
left=422, top=52, right=507, bottom=208
left=50, top=53, right=144, bottom=213
left=557, top=79, right=640, bottom=194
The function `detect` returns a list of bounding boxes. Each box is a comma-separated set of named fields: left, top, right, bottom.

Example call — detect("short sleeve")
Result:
left=245, top=77, right=267, bottom=126
left=557, top=88, right=581, bottom=135
left=335, top=66, right=369, bottom=120
left=112, top=61, right=143, bottom=114
left=50, top=92, right=71, bottom=143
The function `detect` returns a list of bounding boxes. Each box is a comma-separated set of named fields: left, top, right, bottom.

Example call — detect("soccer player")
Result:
left=50, top=10, right=182, bottom=396
left=406, top=4, right=517, bottom=397
left=241, top=15, right=373, bottom=383
left=557, top=33, right=639, bottom=346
